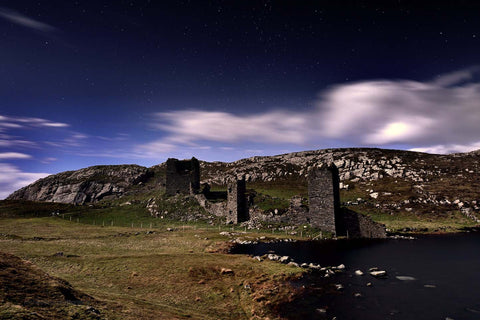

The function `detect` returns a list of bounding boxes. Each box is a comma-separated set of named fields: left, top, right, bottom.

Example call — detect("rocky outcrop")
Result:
left=199, top=148, right=480, bottom=223
left=7, top=165, right=150, bottom=204
left=7, top=148, right=480, bottom=225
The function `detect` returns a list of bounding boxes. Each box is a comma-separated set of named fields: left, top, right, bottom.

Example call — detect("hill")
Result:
left=6, top=147, right=480, bottom=231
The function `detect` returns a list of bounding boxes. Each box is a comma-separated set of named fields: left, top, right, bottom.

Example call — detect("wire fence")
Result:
left=57, top=213, right=323, bottom=238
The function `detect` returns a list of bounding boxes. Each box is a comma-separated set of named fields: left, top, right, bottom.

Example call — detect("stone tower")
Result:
left=165, top=157, right=200, bottom=196
left=226, top=177, right=249, bottom=224
left=307, top=163, right=341, bottom=233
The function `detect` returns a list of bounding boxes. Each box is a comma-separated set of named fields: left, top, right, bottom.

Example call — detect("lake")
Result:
left=232, top=233, right=480, bottom=320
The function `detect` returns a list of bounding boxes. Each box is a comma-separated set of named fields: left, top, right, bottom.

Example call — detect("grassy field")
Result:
left=0, top=204, right=310, bottom=320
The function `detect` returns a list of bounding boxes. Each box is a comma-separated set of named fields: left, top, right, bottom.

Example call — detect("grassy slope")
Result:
left=0, top=202, right=308, bottom=320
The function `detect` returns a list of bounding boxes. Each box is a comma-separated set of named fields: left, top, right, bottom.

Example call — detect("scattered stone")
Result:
left=267, top=254, right=280, bottom=261
left=337, top=264, right=345, bottom=270
left=334, top=284, right=344, bottom=291
left=316, top=308, right=327, bottom=314
left=287, top=261, right=299, bottom=268
left=166, top=228, right=174, bottom=232
left=396, top=276, right=416, bottom=281
left=366, top=282, right=372, bottom=287
left=309, top=263, right=321, bottom=269
left=220, top=268, right=234, bottom=275
left=370, top=270, right=387, bottom=278
left=353, top=292, right=362, bottom=298
left=279, top=256, right=290, bottom=263
left=354, top=270, right=364, bottom=276
left=424, top=284, right=437, bottom=288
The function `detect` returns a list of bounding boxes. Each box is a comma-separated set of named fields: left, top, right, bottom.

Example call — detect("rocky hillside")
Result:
left=7, top=165, right=152, bottom=204
left=200, top=148, right=480, bottom=222
left=7, top=148, right=480, bottom=223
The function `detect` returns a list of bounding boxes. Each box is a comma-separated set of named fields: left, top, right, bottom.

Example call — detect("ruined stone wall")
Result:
left=307, top=164, right=341, bottom=233
left=226, top=178, right=249, bottom=224
left=165, top=158, right=200, bottom=196
left=340, top=208, right=387, bottom=238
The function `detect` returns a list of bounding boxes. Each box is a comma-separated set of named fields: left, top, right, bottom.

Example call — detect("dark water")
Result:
left=232, top=233, right=480, bottom=320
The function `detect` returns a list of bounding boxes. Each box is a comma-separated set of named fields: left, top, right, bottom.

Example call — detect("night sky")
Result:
left=2, top=1, right=480, bottom=198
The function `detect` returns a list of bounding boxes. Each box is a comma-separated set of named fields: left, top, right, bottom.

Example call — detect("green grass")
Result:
left=0, top=210, right=306, bottom=320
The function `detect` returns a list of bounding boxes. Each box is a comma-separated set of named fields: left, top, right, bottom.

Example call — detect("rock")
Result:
left=279, top=256, right=290, bottom=263
left=335, top=284, right=344, bottom=291
left=7, top=164, right=149, bottom=204
left=370, top=270, right=387, bottom=277
left=369, top=192, right=379, bottom=199
left=220, top=268, right=234, bottom=275
left=354, top=270, right=364, bottom=276
left=353, top=292, right=362, bottom=298
left=366, top=282, right=372, bottom=287
left=336, top=264, right=345, bottom=270
left=267, top=254, right=280, bottom=261
left=396, top=276, right=416, bottom=281
left=287, top=262, right=299, bottom=267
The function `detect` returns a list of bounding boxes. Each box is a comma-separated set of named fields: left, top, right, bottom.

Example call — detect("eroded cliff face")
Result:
left=7, top=165, right=150, bottom=204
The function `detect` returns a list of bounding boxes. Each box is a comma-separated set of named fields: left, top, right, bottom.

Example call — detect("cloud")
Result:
left=0, top=7, right=57, bottom=33
left=140, top=67, right=480, bottom=155
left=0, top=115, right=69, bottom=129
left=410, top=142, right=480, bottom=155
left=0, top=152, right=31, bottom=159
left=318, top=67, right=480, bottom=151
left=151, top=110, right=311, bottom=145
left=0, top=163, right=49, bottom=199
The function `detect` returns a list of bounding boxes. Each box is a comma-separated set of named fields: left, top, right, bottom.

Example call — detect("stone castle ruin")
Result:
left=165, top=157, right=385, bottom=238
left=165, top=158, right=200, bottom=196
left=307, top=165, right=341, bottom=233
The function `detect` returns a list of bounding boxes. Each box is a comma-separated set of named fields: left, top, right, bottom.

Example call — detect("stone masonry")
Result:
left=226, top=177, right=249, bottom=224
left=307, top=164, right=341, bottom=233
left=165, top=157, right=200, bottom=196
left=164, top=157, right=385, bottom=238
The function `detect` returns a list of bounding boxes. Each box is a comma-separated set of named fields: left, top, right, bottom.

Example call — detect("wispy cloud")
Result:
left=151, top=110, right=311, bottom=144
left=141, top=67, right=480, bottom=155
left=0, top=115, right=69, bottom=129
left=0, top=7, right=57, bottom=34
left=0, top=152, right=31, bottom=159
left=0, top=163, right=49, bottom=199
